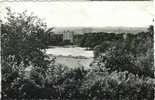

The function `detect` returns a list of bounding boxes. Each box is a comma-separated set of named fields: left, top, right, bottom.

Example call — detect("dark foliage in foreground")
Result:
left=2, top=9, right=154, bottom=100
left=93, top=28, right=154, bottom=78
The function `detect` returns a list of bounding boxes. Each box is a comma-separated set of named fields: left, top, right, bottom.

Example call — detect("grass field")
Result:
left=46, top=46, right=94, bottom=68
left=53, top=55, right=93, bottom=68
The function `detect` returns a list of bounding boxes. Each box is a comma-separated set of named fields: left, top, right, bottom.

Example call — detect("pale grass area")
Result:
left=46, top=46, right=94, bottom=68
left=55, top=56, right=93, bottom=68
left=46, top=47, right=94, bottom=58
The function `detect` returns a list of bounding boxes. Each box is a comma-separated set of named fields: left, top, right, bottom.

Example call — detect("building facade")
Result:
left=63, top=31, right=74, bottom=43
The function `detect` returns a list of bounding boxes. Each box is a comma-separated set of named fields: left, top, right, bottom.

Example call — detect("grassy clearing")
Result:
left=49, top=55, right=94, bottom=69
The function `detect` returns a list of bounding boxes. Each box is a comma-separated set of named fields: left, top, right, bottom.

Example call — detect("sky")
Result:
left=0, top=1, right=153, bottom=27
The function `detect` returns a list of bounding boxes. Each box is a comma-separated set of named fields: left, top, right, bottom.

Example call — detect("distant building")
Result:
left=63, top=31, right=74, bottom=43
left=123, top=33, right=127, bottom=39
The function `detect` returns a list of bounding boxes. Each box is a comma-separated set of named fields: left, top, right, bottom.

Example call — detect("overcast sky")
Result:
left=0, top=1, right=153, bottom=27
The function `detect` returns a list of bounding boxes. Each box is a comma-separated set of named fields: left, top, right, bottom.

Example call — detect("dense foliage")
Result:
left=1, top=8, right=53, bottom=99
left=78, top=32, right=123, bottom=49
left=2, top=9, right=154, bottom=100
left=92, top=29, right=154, bottom=78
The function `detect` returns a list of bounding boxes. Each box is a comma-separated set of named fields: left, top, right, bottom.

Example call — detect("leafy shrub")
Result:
left=80, top=69, right=154, bottom=100
left=93, top=29, right=154, bottom=78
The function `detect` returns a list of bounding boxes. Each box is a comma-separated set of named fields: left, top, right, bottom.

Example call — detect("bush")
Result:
left=80, top=70, right=154, bottom=100
left=93, top=30, right=154, bottom=78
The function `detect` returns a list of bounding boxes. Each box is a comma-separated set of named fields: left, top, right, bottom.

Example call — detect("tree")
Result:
left=1, top=8, right=53, bottom=99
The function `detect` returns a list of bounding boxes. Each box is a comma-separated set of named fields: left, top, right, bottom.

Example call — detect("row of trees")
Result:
left=77, top=32, right=124, bottom=49
left=2, top=9, right=154, bottom=99
left=93, top=27, right=154, bottom=78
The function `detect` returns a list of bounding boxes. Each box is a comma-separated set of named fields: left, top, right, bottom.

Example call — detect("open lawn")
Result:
left=46, top=46, right=94, bottom=68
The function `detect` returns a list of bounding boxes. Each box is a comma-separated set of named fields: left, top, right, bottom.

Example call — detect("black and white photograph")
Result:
left=0, top=1, right=154, bottom=100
